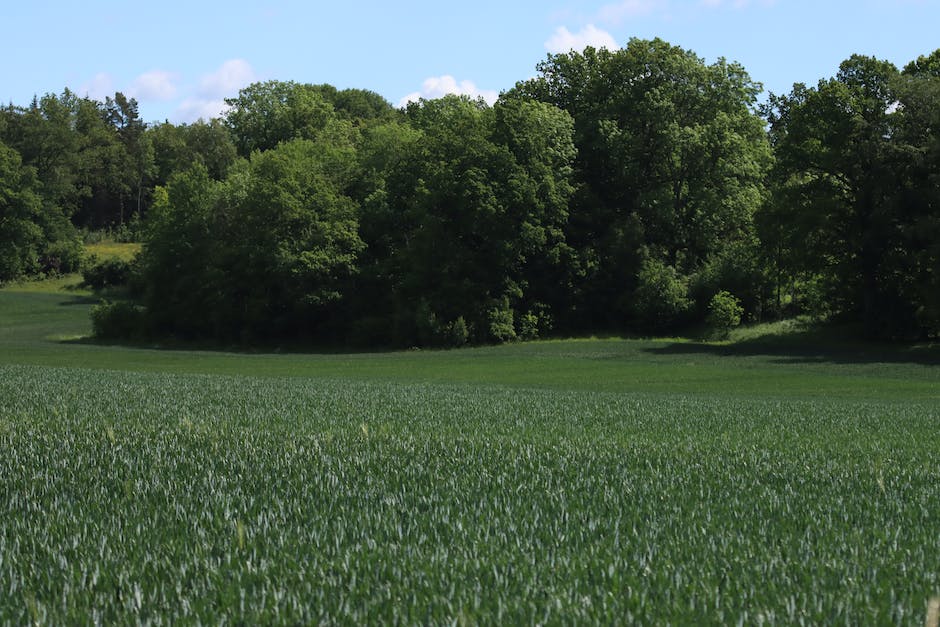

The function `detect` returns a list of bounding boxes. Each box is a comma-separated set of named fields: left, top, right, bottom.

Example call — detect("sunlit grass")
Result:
left=725, top=317, right=813, bottom=342
left=85, top=241, right=142, bottom=261
left=0, top=273, right=89, bottom=295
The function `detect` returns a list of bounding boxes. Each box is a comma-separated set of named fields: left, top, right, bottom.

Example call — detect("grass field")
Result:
left=1, top=279, right=938, bottom=623
left=84, top=241, right=142, bottom=262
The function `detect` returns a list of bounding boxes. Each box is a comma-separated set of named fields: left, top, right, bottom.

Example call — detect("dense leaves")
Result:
left=139, top=137, right=364, bottom=341
left=763, top=53, right=940, bottom=337
left=225, top=81, right=342, bottom=156
left=0, top=142, right=45, bottom=280
left=2, top=40, right=939, bottom=340
left=353, top=96, right=575, bottom=345
left=0, top=141, right=80, bottom=280
left=513, top=39, right=772, bottom=331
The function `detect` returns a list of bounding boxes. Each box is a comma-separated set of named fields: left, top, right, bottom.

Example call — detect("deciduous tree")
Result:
left=763, top=55, right=916, bottom=335
left=513, top=39, right=771, bottom=331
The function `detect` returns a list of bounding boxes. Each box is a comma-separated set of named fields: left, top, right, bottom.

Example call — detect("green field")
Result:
left=1, top=280, right=938, bottom=623
left=84, top=241, right=143, bottom=262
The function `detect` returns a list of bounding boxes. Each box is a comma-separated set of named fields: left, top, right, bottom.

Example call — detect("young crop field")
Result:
left=0, top=284, right=938, bottom=623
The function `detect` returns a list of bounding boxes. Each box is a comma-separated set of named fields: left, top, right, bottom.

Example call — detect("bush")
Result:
left=517, top=312, right=540, bottom=341
left=689, top=240, right=772, bottom=322
left=40, top=238, right=83, bottom=275
left=111, top=217, right=142, bottom=243
left=412, top=302, right=472, bottom=348
left=0, top=236, right=40, bottom=282
left=446, top=316, right=470, bottom=347
left=632, top=257, right=692, bottom=332
left=487, top=299, right=516, bottom=343
left=83, top=256, right=134, bottom=290
left=517, top=304, right=553, bottom=341
left=91, top=301, right=147, bottom=340
left=707, top=290, right=744, bottom=339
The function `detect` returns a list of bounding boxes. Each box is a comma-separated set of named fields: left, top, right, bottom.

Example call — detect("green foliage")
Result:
left=4, top=48, right=940, bottom=343
left=140, top=136, right=365, bottom=341
left=632, top=256, right=692, bottom=331
left=517, top=305, right=553, bottom=341
left=82, top=255, right=134, bottom=289
left=762, top=52, right=940, bottom=338
left=90, top=300, right=147, bottom=339
left=0, top=90, right=154, bottom=229
left=706, top=290, right=744, bottom=339
left=148, top=119, right=237, bottom=183
left=0, top=142, right=44, bottom=281
left=448, top=315, right=470, bottom=347
left=897, top=53, right=940, bottom=337
left=514, top=38, right=772, bottom=331
left=40, top=236, right=83, bottom=275
left=487, top=297, right=517, bottom=343
left=224, top=81, right=337, bottom=156
left=0, top=139, right=81, bottom=281
left=307, top=84, right=398, bottom=123
left=689, top=238, right=773, bottom=320
left=411, top=300, right=473, bottom=348
left=1, top=91, right=85, bottom=218
left=137, top=165, right=220, bottom=337
left=354, top=95, right=575, bottom=346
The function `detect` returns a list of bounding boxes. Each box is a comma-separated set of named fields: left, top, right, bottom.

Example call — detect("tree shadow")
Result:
left=58, top=295, right=100, bottom=306
left=643, top=327, right=940, bottom=366
left=58, top=333, right=405, bottom=356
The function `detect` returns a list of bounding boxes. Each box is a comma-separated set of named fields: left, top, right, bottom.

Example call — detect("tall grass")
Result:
left=1, top=364, right=938, bottom=623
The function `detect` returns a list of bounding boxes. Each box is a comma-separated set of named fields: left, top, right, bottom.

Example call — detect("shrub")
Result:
left=517, top=304, right=553, bottom=341
left=40, top=238, right=84, bottom=275
left=83, top=256, right=134, bottom=290
left=412, top=302, right=472, bottom=348
left=517, top=312, right=540, bottom=341
left=632, top=257, right=692, bottom=331
left=487, top=299, right=516, bottom=343
left=91, top=301, right=147, bottom=340
left=446, top=317, right=470, bottom=347
left=707, top=290, right=744, bottom=339
left=689, top=240, right=772, bottom=322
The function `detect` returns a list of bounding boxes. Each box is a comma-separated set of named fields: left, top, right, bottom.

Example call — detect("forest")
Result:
left=2, top=38, right=939, bottom=346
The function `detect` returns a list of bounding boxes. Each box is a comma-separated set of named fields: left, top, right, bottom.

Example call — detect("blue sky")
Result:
left=3, top=1, right=939, bottom=123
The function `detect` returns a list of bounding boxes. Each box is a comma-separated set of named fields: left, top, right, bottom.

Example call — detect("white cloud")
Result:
left=128, top=70, right=178, bottom=101
left=545, top=24, right=620, bottom=54
left=171, top=59, right=258, bottom=123
left=173, top=98, right=231, bottom=124
left=398, top=75, right=499, bottom=108
left=198, top=59, right=256, bottom=98
left=79, top=72, right=114, bottom=101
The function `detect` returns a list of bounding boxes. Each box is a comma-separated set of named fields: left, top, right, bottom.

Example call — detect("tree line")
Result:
left=1, top=39, right=938, bottom=345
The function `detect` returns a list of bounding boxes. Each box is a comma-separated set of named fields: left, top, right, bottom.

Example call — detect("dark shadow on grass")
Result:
left=58, top=295, right=100, bottom=306
left=643, top=326, right=940, bottom=366
left=59, top=333, right=407, bottom=356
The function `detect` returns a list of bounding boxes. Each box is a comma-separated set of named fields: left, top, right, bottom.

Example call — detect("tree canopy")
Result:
left=2, top=41, right=939, bottom=343
left=512, top=39, right=772, bottom=331
left=763, top=54, right=940, bottom=336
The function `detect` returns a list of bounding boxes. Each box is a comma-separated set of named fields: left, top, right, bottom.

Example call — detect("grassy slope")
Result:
left=2, top=279, right=939, bottom=623
left=1, top=279, right=937, bottom=402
